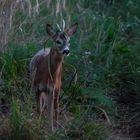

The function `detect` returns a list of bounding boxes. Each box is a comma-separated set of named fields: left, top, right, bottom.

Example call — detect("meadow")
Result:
left=0, top=0, right=140, bottom=139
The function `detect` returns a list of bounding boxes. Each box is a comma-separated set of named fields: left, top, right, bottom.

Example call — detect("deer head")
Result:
left=46, top=23, right=78, bottom=55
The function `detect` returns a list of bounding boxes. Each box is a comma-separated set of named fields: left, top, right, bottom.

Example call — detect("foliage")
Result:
left=0, top=0, right=140, bottom=139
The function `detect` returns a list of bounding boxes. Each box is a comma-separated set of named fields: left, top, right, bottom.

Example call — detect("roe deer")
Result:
left=29, top=22, right=78, bottom=130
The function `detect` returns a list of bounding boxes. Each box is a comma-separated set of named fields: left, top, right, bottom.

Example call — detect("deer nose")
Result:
left=63, top=49, right=70, bottom=55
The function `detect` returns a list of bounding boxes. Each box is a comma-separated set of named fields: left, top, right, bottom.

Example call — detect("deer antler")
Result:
left=56, top=19, right=65, bottom=32
left=62, top=19, right=65, bottom=31
left=56, top=23, right=62, bottom=32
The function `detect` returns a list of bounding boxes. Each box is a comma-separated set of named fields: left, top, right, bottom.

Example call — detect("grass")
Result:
left=0, top=0, right=140, bottom=139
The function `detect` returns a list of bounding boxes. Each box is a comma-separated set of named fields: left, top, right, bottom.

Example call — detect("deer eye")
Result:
left=56, top=40, right=62, bottom=45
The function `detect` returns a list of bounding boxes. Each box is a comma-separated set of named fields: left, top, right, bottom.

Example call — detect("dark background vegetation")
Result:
left=0, top=0, right=140, bottom=139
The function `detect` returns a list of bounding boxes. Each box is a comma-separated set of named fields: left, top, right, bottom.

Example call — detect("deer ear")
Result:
left=46, top=24, right=56, bottom=38
left=65, top=23, right=78, bottom=37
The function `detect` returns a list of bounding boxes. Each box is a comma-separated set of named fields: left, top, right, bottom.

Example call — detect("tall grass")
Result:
left=0, top=0, right=140, bottom=139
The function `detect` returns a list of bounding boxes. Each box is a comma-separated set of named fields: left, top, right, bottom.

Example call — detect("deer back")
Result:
left=30, top=48, right=52, bottom=92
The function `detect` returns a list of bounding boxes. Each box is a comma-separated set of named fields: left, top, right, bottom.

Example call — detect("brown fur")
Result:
left=30, top=23, right=78, bottom=131
left=30, top=47, right=64, bottom=130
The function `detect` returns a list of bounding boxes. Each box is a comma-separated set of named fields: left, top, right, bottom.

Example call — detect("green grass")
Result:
left=0, top=0, right=140, bottom=139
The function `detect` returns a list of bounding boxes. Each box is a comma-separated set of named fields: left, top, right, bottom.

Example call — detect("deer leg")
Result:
left=40, top=92, right=47, bottom=115
left=36, top=91, right=46, bottom=115
left=54, top=90, right=59, bottom=129
left=36, top=92, right=41, bottom=114
left=47, top=89, right=55, bottom=131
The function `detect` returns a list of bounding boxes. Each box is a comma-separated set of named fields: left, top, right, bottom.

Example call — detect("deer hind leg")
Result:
left=40, top=92, right=47, bottom=114
left=54, top=90, right=59, bottom=129
left=36, top=92, right=40, bottom=114
left=47, top=88, right=55, bottom=131
left=36, top=91, right=47, bottom=115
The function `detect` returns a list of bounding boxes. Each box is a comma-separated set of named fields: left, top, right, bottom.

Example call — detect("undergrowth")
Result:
left=0, top=0, right=140, bottom=139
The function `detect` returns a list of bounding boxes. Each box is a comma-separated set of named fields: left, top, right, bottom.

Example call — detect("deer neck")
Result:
left=48, top=47, right=64, bottom=77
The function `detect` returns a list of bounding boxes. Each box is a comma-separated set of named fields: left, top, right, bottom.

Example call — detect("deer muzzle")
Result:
left=63, top=49, right=70, bottom=55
